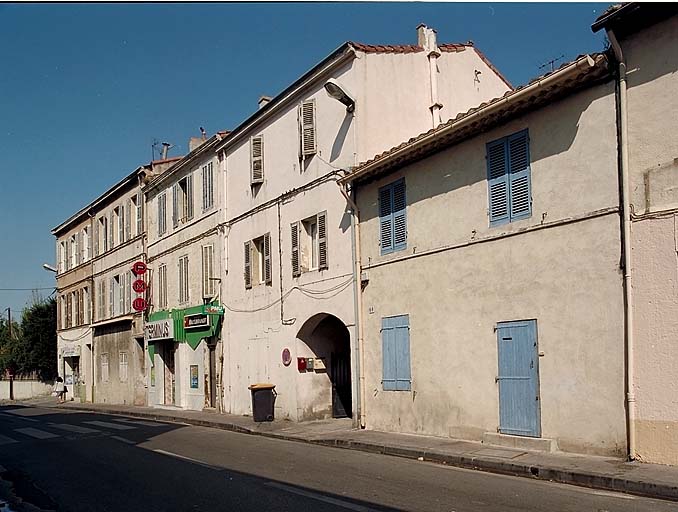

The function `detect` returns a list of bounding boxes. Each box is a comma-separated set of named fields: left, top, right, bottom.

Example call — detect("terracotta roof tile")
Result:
left=349, top=41, right=472, bottom=55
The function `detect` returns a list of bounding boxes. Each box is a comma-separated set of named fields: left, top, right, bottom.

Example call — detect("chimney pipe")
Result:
left=161, top=142, right=171, bottom=160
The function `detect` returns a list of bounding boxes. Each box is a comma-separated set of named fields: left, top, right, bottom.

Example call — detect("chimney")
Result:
left=188, top=137, right=204, bottom=152
left=416, top=24, right=437, bottom=53
left=258, top=95, right=272, bottom=109
left=161, top=142, right=172, bottom=160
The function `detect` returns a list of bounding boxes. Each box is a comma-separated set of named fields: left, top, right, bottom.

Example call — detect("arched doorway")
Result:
left=297, top=313, right=352, bottom=418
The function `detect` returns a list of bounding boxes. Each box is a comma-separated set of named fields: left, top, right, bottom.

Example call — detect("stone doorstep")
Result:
left=481, top=431, right=558, bottom=453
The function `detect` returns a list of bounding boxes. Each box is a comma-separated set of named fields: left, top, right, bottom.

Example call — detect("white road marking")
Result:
left=153, top=449, right=223, bottom=471
left=113, top=418, right=165, bottom=427
left=0, top=412, right=38, bottom=423
left=0, top=434, right=18, bottom=445
left=14, top=428, right=59, bottom=439
left=265, top=482, right=378, bottom=512
left=84, top=421, right=135, bottom=430
left=111, top=436, right=136, bottom=445
left=5, top=409, right=52, bottom=417
left=49, top=423, right=101, bottom=434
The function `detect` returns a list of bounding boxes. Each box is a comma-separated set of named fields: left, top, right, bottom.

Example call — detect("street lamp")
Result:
left=42, top=263, right=58, bottom=273
left=324, top=79, right=356, bottom=113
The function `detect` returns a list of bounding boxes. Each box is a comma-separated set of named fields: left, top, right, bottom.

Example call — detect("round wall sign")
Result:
left=132, top=279, right=147, bottom=293
left=282, top=348, right=292, bottom=367
left=132, top=261, right=147, bottom=276
left=132, top=297, right=147, bottom=312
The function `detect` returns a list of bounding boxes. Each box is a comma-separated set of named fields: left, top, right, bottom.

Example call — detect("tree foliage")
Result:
left=0, top=298, right=57, bottom=382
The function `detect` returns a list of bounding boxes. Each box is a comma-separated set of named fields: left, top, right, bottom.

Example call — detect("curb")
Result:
left=58, top=404, right=678, bottom=502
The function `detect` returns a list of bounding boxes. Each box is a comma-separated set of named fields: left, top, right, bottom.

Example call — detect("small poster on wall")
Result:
left=190, top=365, right=199, bottom=389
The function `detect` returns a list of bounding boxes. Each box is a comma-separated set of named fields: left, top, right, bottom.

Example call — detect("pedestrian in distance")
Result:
left=53, top=376, right=66, bottom=404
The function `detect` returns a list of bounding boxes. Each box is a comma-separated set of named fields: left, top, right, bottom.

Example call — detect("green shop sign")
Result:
left=147, top=302, right=224, bottom=350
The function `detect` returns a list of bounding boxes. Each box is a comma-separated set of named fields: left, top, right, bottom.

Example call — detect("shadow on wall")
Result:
left=330, top=112, right=354, bottom=163
left=359, top=84, right=608, bottom=223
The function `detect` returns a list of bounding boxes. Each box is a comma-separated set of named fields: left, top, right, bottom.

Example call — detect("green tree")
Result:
left=17, top=298, right=57, bottom=381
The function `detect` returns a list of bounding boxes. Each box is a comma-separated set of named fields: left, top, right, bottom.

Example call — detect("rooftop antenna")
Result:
left=539, top=54, right=565, bottom=73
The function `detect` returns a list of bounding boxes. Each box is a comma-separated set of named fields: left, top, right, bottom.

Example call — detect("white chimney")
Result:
left=258, top=96, right=273, bottom=109
left=416, top=24, right=438, bottom=53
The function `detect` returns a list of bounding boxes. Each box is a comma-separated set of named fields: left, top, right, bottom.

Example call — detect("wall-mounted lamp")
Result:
left=324, top=78, right=356, bottom=113
left=42, top=263, right=58, bottom=273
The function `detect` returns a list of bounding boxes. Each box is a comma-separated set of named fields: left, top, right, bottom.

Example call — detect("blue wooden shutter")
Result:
left=382, top=315, right=411, bottom=391
left=392, top=179, right=407, bottom=251
left=508, top=130, right=531, bottom=221
left=381, top=317, right=397, bottom=390
left=487, top=139, right=509, bottom=225
left=379, top=184, right=393, bottom=255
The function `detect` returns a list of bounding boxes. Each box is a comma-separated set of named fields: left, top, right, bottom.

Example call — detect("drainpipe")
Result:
left=338, top=181, right=366, bottom=429
left=608, top=28, right=636, bottom=461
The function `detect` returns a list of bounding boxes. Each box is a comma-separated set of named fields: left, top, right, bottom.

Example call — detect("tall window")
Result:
left=487, top=129, right=532, bottom=226
left=59, top=241, right=66, bottom=272
left=379, top=179, right=407, bottom=255
left=119, top=352, right=128, bottom=382
left=172, top=175, right=194, bottom=227
left=158, top=193, right=167, bottom=236
left=97, top=280, right=106, bottom=321
left=70, top=234, right=77, bottom=269
left=133, top=191, right=142, bottom=236
left=82, top=227, right=90, bottom=262
left=83, top=287, right=90, bottom=324
left=157, top=264, right=168, bottom=309
left=291, top=212, right=327, bottom=277
left=298, top=100, right=317, bottom=158
left=244, top=234, right=271, bottom=289
left=381, top=315, right=412, bottom=391
left=101, top=353, right=109, bottom=382
left=178, top=255, right=189, bottom=304
left=202, top=245, right=215, bottom=298
left=202, top=162, right=214, bottom=211
left=250, top=135, right=264, bottom=185
left=99, top=216, right=108, bottom=253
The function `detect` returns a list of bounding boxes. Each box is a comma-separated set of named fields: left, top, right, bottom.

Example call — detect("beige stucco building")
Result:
left=216, top=25, right=511, bottom=423
left=593, top=4, right=678, bottom=465
left=143, top=135, right=226, bottom=411
left=342, top=53, right=627, bottom=456
left=52, top=209, right=94, bottom=402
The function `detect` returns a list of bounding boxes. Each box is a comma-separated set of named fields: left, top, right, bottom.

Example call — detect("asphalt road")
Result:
left=1, top=404, right=677, bottom=512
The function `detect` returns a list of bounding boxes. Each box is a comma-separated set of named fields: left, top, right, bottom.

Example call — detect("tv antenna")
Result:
left=539, top=54, right=565, bottom=72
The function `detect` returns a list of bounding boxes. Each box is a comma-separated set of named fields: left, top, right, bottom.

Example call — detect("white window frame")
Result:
left=158, top=264, right=168, bottom=309
left=158, top=193, right=167, bottom=236
left=101, top=353, right=109, bottom=383
left=178, top=255, right=189, bottom=304
left=202, top=162, right=214, bottom=211
left=202, top=244, right=215, bottom=298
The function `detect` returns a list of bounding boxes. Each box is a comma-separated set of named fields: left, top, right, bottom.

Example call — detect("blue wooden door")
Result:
left=496, top=320, right=540, bottom=437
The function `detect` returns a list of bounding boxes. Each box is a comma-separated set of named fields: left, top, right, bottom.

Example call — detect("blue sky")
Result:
left=0, top=2, right=609, bottom=316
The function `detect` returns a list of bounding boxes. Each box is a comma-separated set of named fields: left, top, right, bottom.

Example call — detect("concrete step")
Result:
left=482, top=432, right=558, bottom=453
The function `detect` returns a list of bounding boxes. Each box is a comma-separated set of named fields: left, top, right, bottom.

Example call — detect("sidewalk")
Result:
left=13, top=398, right=678, bottom=502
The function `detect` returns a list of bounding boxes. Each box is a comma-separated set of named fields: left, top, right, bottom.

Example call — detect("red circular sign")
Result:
left=132, top=279, right=147, bottom=293
left=132, top=261, right=147, bottom=276
left=132, top=297, right=147, bottom=312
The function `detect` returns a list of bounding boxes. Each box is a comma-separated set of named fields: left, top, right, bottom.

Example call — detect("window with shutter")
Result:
left=125, top=199, right=132, bottom=241
left=291, top=222, right=300, bottom=277
left=250, top=136, right=264, bottom=185
left=244, top=241, right=252, bottom=289
left=379, top=179, right=406, bottom=255
left=487, top=129, right=531, bottom=226
left=158, top=193, right=166, bottom=235
left=317, top=211, right=327, bottom=270
left=186, top=174, right=194, bottom=220
left=299, top=100, right=317, bottom=158
left=202, top=162, right=214, bottom=211
left=381, top=315, right=411, bottom=391
left=263, top=233, right=272, bottom=285
left=136, top=191, right=143, bottom=235
left=202, top=245, right=215, bottom=298
left=109, top=277, right=115, bottom=318
left=178, top=256, right=189, bottom=304
left=172, top=183, right=179, bottom=227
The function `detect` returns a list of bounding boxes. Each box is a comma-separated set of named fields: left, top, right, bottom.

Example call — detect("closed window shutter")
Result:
left=157, top=195, right=164, bottom=236
left=508, top=130, right=531, bottom=220
left=381, top=317, right=397, bottom=390
left=299, top=100, right=317, bottom=157
left=109, top=277, right=115, bottom=317
left=136, top=191, right=143, bottom=235
left=186, top=174, right=194, bottom=220
left=264, top=233, right=272, bottom=285
left=244, top=241, right=252, bottom=289
left=392, top=180, right=407, bottom=251
left=76, top=231, right=82, bottom=265
left=172, top=183, right=179, bottom=227
left=317, top=210, right=328, bottom=270
left=379, top=185, right=394, bottom=255
left=291, top=222, right=300, bottom=277
left=109, top=211, right=115, bottom=248
left=251, top=136, right=264, bottom=184
left=394, top=316, right=412, bottom=390
left=487, top=138, right=509, bottom=225
left=202, top=245, right=214, bottom=298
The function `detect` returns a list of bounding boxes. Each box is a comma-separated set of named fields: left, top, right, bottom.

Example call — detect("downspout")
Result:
left=608, top=28, right=636, bottom=461
left=338, top=180, right=366, bottom=429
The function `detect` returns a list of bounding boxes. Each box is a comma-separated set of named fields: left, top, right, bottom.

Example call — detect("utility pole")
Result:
left=4, top=307, right=14, bottom=400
